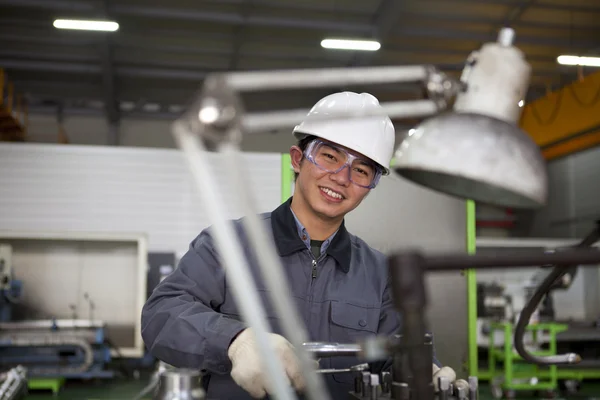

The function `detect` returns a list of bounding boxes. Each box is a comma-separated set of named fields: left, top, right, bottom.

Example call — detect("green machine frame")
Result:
left=464, top=200, right=600, bottom=391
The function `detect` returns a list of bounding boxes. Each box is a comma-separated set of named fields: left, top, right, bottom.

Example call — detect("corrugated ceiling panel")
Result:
left=0, top=143, right=282, bottom=256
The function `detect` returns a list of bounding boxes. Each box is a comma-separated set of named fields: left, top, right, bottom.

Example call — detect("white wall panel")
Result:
left=0, top=143, right=282, bottom=256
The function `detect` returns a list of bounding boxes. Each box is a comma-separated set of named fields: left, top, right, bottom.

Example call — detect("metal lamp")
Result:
left=393, top=28, right=548, bottom=209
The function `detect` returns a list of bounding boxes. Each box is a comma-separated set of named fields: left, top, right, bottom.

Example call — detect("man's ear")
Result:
left=290, top=146, right=303, bottom=173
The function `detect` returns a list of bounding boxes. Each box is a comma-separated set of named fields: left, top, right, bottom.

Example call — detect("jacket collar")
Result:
left=271, top=197, right=351, bottom=273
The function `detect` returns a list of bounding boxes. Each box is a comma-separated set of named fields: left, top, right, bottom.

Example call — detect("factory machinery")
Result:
left=137, top=26, right=600, bottom=400
left=2, top=25, right=597, bottom=399
left=0, top=244, right=117, bottom=398
left=474, top=223, right=600, bottom=398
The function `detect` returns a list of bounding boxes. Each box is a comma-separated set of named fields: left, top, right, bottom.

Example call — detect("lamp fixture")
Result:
left=393, top=28, right=547, bottom=209
left=557, top=55, right=600, bottom=67
left=320, top=39, right=381, bottom=51
left=53, top=19, right=119, bottom=32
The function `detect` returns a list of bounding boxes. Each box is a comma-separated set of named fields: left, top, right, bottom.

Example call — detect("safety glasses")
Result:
left=303, top=139, right=382, bottom=189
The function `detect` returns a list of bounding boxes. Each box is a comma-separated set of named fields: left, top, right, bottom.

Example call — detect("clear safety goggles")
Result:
left=304, top=139, right=383, bottom=189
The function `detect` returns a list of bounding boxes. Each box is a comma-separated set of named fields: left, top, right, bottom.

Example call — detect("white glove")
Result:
left=227, top=328, right=306, bottom=398
left=432, top=363, right=469, bottom=392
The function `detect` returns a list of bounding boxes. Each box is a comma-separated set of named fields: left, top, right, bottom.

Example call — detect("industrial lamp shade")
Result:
left=393, top=112, right=548, bottom=209
left=393, top=27, right=548, bottom=209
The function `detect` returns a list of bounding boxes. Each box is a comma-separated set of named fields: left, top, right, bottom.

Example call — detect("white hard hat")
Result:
left=293, top=91, right=396, bottom=174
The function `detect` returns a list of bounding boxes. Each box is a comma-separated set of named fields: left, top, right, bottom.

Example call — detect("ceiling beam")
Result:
left=229, top=0, right=254, bottom=70
left=0, top=0, right=95, bottom=11
left=445, top=0, right=600, bottom=13
left=99, top=0, right=120, bottom=146
left=1, top=58, right=565, bottom=85
left=349, top=0, right=407, bottom=67
left=394, top=11, right=600, bottom=33
left=1, top=0, right=370, bottom=33
left=5, top=0, right=600, bottom=17
left=111, top=4, right=371, bottom=34
left=394, top=26, right=599, bottom=49
left=0, top=32, right=570, bottom=66
left=0, top=0, right=600, bottom=49
left=3, top=0, right=600, bottom=42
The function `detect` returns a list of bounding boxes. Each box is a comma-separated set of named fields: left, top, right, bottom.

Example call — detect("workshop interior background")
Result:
left=1, top=0, right=600, bottom=399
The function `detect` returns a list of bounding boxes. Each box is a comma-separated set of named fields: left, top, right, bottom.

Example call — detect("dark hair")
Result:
left=294, top=135, right=316, bottom=180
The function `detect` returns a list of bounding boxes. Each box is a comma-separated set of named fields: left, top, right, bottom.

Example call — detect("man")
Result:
left=141, top=92, right=456, bottom=399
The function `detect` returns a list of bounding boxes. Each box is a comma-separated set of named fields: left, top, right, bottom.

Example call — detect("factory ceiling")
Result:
left=0, top=0, right=599, bottom=124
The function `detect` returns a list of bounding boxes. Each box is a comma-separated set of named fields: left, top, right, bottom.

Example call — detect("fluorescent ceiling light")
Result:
left=321, top=39, right=380, bottom=51
left=53, top=19, right=119, bottom=32
left=557, top=55, right=600, bottom=67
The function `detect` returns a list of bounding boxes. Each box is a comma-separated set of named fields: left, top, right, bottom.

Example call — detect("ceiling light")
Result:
left=320, top=39, right=381, bottom=51
left=393, top=28, right=548, bottom=209
left=519, top=100, right=524, bottom=107
left=557, top=55, right=600, bottom=67
left=53, top=19, right=119, bottom=32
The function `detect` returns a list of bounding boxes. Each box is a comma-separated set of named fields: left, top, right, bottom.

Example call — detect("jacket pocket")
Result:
left=328, top=301, right=380, bottom=385
left=330, top=301, right=380, bottom=339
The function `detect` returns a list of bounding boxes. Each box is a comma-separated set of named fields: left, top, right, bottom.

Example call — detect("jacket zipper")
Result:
left=306, top=252, right=326, bottom=334
left=310, top=252, right=326, bottom=280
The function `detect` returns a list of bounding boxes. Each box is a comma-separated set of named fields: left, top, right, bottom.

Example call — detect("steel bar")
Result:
left=172, top=121, right=297, bottom=400
left=302, top=342, right=362, bottom=358
left=241, top=100, right=439, bottom=132
left=424, top=248, right=600, bottom=271
left=224, top=65, right=429, bottom=92
left=220, top=143, right=330, bottom=400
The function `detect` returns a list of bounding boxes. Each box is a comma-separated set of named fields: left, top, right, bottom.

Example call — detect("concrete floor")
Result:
left=21, top=380, right=600, bottom=400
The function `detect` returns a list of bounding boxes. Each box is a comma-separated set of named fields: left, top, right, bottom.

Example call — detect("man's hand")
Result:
left=227, top=328, right=306, bottom=399
left=432, top=364, right=469, bottom=392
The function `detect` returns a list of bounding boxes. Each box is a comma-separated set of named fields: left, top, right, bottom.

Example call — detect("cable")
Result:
left=513, top=221, right=600, bottom=365
left=568, top=78, right=600, bottom=108
left=103, top=336, right=133, bottom=379
left=132, top=377, right=159, bottom=400
left=530, top=89, right=564, bottom=127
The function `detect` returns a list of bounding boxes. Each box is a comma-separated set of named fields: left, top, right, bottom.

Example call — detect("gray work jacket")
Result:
left=142, top=198, right=432, bottom=399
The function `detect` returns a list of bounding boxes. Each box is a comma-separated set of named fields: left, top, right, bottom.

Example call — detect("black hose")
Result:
left=513, top=221, right=600, bottom=366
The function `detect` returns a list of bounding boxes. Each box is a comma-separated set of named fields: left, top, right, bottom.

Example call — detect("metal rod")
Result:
left=224, top=65, right=430, bottom=92
left=424, top=248, right=600, bottom=271
left=241, top=100, right=439, bottom=132
left=220, top=143, right=330, bottom=400
left=172, top=121, right=297, bottom=400
left=302, top=342, right=362, bottom=357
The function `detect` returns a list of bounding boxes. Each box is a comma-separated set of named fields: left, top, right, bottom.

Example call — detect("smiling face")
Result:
left=290, top=138, right=375, bottom=223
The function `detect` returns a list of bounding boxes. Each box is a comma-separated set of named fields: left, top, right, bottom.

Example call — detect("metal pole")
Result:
left=220, top=143, right=331, bottom=400
left=241, top=100, right=439, bottom=133
left=172, top=121, right=297, bottom=400
left=224, top=65, right=430, bottom=91
left=424, top=248, right=600, bottom=271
